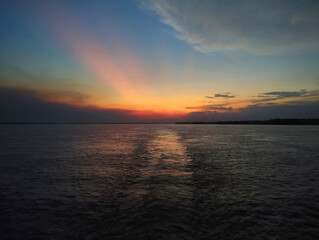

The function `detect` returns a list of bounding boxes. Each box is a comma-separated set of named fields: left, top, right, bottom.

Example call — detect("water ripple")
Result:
left=0, top=124, right=318, bottom=239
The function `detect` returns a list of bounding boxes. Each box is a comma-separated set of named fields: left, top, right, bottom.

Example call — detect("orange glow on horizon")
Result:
left=30, top=2, right=315, bottom=116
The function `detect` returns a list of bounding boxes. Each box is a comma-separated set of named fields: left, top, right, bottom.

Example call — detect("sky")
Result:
left=0, top=0, right=319, bottom=123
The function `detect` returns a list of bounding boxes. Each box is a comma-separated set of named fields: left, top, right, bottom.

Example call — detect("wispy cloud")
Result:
left=215, top=93, right=235, bottom=98
left=205, top=93, right=235, bottom=99
left=189, top=89, right=319, bottom=113
left=184, top=102, right=319, bottom=122
left=254, top=89, right=319, bottom=103
left=259, top=90, right=306, bottom=98
left=141, top=0, right=319, bottom=54
left=186, top=105, right=233, bottom=111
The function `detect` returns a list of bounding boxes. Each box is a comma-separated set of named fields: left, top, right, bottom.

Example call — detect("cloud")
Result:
left=141, top=0, right=319, bottom=54
left=186, top=88, right=319, bottom=119
left=186, top=105, right=233, bottom=111
left=259, top=90, right=306, bottom=98
left=0, top=87, right=182, bottom=123
left=215, top=93, right=235, bottom=98
left=205, top=93, right=235, bottom=99
left=2, top=86, right=318, bottom=123
left=254, top=89, right=319, bottom=103
left=38, top=89, right=91, bottom=106
left=184, top=102, right=319, bottom=122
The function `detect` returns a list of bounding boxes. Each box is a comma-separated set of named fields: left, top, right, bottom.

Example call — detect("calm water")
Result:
left=0, top=124, right=318, bottom=240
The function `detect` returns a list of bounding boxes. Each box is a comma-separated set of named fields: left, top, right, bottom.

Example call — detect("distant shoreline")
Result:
left=175, top=119, right=319, bottom=125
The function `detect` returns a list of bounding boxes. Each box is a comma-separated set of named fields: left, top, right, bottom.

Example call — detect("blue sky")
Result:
left=0, top=0, right=318, bottom=122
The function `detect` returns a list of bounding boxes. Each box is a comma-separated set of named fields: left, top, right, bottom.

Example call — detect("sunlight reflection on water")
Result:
left=143, top=129, right=192, bottom=177
left=0, top=124, right=318, bottom=240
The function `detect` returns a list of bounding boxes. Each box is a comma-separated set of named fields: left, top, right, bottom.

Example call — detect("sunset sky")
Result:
left=1, top=0, right=319, bottom=123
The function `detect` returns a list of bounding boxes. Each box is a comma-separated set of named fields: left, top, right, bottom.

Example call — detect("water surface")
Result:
left=0, top=124, right=318, bottom=239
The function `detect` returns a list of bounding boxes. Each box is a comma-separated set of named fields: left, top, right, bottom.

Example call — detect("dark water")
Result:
left=0, top=124, right=319, bottom=240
